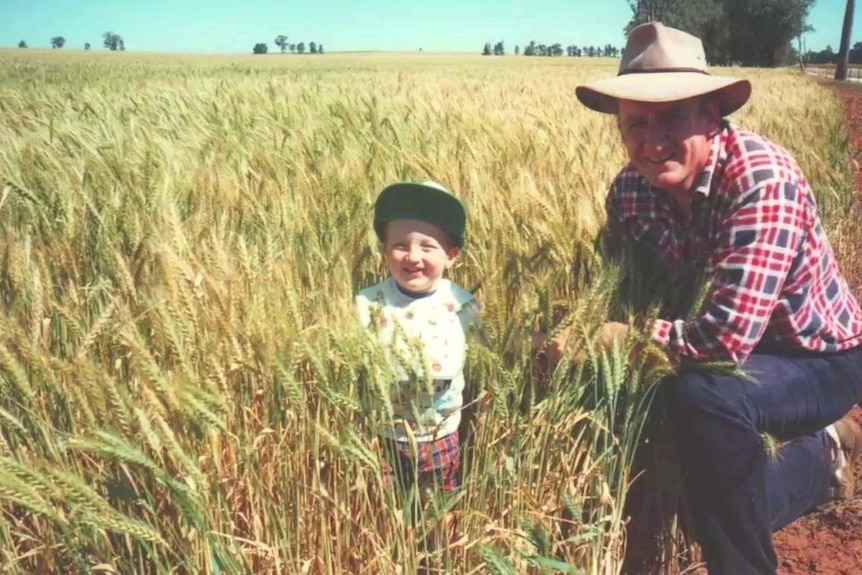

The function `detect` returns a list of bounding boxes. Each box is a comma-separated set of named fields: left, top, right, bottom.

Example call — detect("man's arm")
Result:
left=652, top=179, right=808, bottom=364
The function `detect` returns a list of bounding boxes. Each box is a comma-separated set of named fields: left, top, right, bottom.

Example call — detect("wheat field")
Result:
left=0, top=50, right=855, bottom=574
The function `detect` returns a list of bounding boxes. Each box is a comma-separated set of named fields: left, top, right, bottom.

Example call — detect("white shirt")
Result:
left=356, top=277, right=479, bottom=442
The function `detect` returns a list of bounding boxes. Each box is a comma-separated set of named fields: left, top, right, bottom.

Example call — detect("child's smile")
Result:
left=384, top=219, right=460, bottom=294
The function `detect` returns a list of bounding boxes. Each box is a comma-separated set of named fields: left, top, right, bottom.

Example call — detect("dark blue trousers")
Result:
left=663, top=348, right=862, bottom=575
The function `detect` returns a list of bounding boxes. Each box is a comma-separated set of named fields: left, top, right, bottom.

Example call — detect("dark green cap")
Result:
left=373, top=181, right=467, bottom=247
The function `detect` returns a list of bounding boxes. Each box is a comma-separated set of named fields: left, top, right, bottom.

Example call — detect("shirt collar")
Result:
left=394, top=280, right=436, bottom=299
left=692, top=120, right=730, bottom=199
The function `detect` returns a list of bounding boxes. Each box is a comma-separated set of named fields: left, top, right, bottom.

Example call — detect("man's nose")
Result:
left=643, top=120, right=668, bottom=149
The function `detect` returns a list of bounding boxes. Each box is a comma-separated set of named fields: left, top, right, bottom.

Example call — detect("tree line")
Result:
left=18, top=32, right=125, bottom=51
left=482, top=41, right=620, bottom=57
left=16, top=0, right=852, bottom=73
left=253, top=36, right=324, bottom=55
left=626, top=0, right=815, bottom=67
left=805, top=42, right=862, bottom=66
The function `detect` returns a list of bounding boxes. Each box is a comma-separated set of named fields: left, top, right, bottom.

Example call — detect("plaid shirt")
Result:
left=606, top=121, right=862, bottom=364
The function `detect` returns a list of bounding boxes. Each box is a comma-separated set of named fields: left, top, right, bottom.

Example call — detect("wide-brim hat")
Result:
left=373, top=181, right=467, bottom=247
left=575, top=22, right=751, bottom=116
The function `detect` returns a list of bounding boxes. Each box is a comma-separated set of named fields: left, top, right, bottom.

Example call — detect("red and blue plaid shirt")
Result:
left=606, top=121, right=862, bottom=364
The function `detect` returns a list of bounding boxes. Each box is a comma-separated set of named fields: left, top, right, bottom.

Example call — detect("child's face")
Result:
left=383, top=219, right=460, bottom=293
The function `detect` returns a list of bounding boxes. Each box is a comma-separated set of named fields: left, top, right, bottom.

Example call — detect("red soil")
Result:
left=773, top=409, right=862, bottom=575
left=771, top=82, right=862, bottom=575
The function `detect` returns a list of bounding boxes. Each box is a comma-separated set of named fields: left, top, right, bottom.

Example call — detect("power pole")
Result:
left=836, top=0, right=855, bottom=81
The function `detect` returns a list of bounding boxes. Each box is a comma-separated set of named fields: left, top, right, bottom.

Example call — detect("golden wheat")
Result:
left=0, top=50, right=855, bottom=574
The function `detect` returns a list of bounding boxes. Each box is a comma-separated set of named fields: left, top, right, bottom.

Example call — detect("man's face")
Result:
left=617, top=97, right=720, bottom=195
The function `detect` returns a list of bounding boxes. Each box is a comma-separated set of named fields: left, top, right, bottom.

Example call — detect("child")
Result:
left=355, top=180, right=480, bottom=565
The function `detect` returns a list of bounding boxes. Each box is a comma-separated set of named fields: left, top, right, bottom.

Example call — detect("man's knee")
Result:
left=660, top=370, right=719, bottom=417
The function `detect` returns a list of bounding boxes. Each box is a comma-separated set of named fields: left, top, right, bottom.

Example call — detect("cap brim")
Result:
left=374, top=182, right=467, bottom=246
left=576, top=73, right=751, bottom=116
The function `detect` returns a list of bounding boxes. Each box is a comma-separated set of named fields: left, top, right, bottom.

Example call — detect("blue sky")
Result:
left=0, top=0, right=854, bottom=54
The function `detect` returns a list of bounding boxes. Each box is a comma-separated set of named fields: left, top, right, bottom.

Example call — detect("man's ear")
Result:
left=703, top=96, right=722, bottom=127
left=445, top=247, right=461, bottom=269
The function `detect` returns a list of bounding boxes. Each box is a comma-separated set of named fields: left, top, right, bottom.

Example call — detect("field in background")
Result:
left=806, top=63, right=862, bottom=83
left=0, top=52, right=855, bottom=574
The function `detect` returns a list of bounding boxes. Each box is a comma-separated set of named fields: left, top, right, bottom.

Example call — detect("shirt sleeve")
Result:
left=447, top=281, right=481, bottom=331
left=458, top=297, right=482, bottom=332
left=652, top=179, right=808, bottom=364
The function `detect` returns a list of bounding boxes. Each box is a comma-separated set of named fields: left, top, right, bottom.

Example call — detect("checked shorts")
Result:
left=381, top=431, right=461, bottom=493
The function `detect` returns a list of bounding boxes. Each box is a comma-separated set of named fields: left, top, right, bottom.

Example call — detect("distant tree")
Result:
left=514, top=44, right=520, bottom=55
left=297, top=42, right=306, bottom=54
left=627, top=0, right=676, bottom=27
left=626, top=0, right=729, bottom=64
left=493, top=41, right=505, bottom=55
left=318, top=44, right=324, bottom=54
left=587, top=46, right=596, bottom=57
left=482, top=42, right=492, bottom=56
left=18, top=40, right=27, bottom=48
left=550, top=43, right=564, bottom=56
left=51, top=36, right=66, bottom=49
left=289, top=43, right=296, bottom=53
left=537, top=44, right=547, bottom=56
left=626, top=0, right=814, bottom=67
left=253, top=42, right=268, bottom=54
left=310, top=41, right=318, bottom=54
left=524, top=40, right=536, bottom=56
left=103, top=32, right=125, bottom=51
left=275, top=35, right=288, bottom=53
left=836, top=0, right=855, bottom=80
left=85, top=42, right=91, bottom=50
left=725, top=0, right=816, bottom=66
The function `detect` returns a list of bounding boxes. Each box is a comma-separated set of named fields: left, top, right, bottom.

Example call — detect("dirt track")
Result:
left=772, top=82, right=862, bottom=575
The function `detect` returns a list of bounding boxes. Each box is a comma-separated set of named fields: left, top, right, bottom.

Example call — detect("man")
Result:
left=546, top=22, right=862, bottom=575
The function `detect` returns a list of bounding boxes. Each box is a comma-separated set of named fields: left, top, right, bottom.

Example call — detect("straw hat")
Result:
left=374, top=181, right=467, bottom=247
left=576, top=22, right=751, bottom=116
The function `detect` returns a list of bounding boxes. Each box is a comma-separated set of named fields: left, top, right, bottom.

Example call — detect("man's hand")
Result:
left=531, top=322, right=631, bottom=378
left=594, top=322, right=630, bottom=357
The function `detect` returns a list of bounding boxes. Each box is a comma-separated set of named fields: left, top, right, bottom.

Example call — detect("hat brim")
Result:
left=374, top=182, right=467, bottom=246
left=576, top=73, right=752, bottom=116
